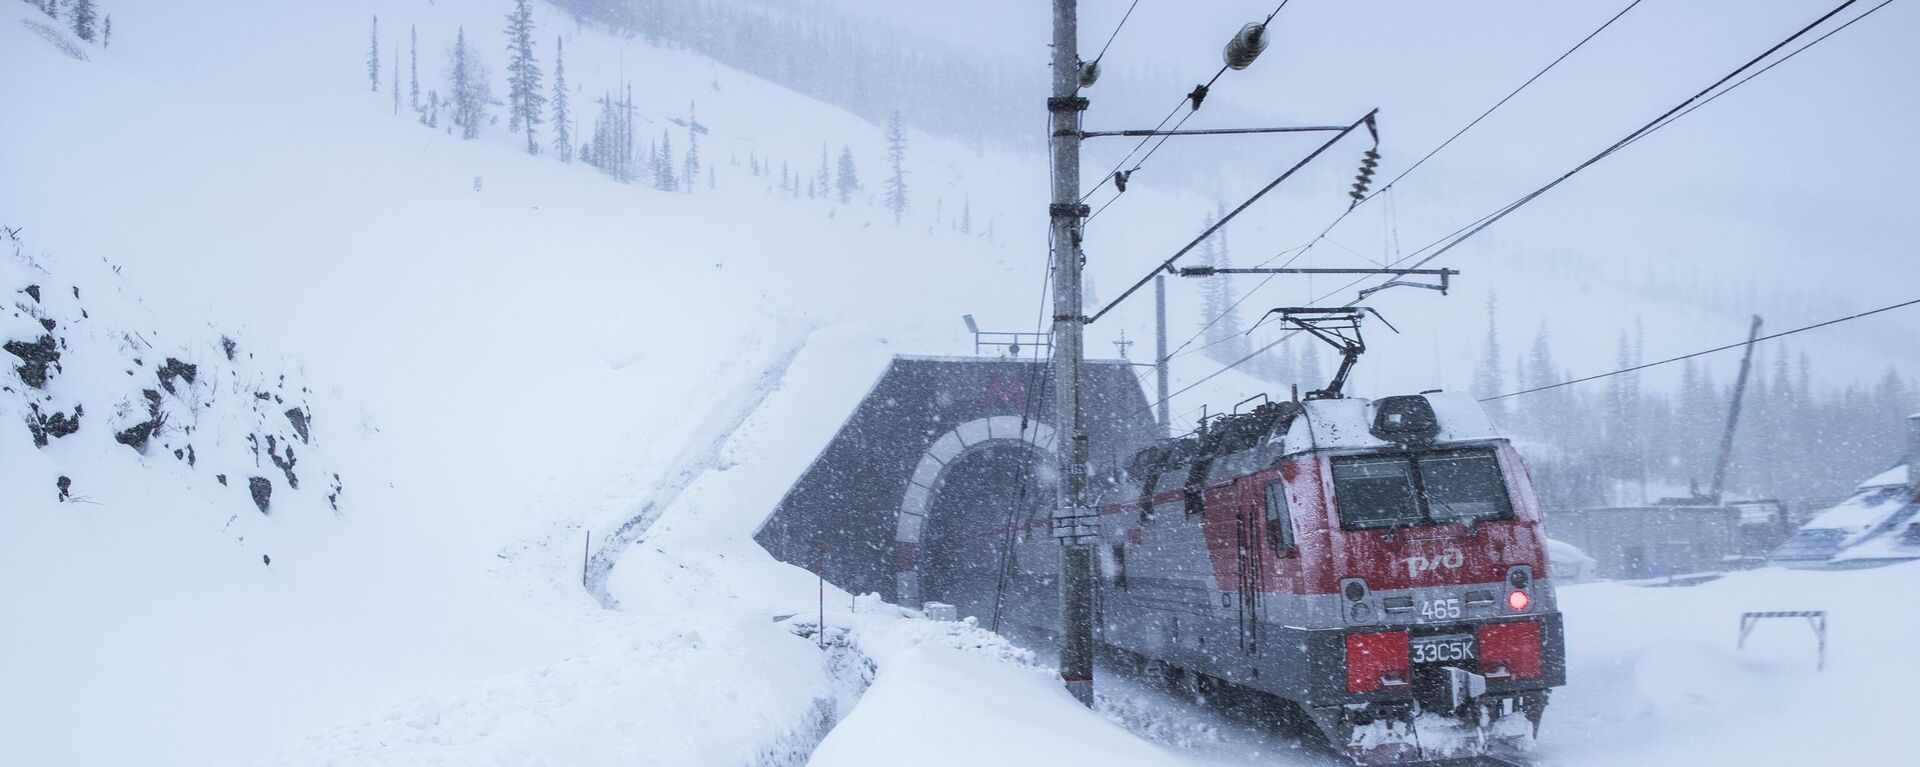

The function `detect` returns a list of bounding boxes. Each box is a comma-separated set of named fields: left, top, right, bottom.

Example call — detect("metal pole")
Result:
left=1709, top=315, right=1763, bottom=504
left=1048, top=0, right=1096, bottom=708
left=1155, top=274, right=1170, bottom=434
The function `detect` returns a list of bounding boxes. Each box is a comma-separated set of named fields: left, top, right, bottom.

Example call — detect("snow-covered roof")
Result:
left=1802, top=484, right=1911, bottom=533
left=1858, top=464, right=1909, bottom=490
left=1284, top=391, right=1500, bottom=453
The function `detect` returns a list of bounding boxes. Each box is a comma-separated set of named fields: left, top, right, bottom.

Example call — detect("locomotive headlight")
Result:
left=1506, top=589, right=1531, bottom=611
left=1507, top=566, right=1532, bottom=591
left=1343, top=580, right=1367, bottom=602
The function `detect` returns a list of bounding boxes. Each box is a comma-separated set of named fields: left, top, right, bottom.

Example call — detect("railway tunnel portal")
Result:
left=754, top=356, right=1162, bottom=627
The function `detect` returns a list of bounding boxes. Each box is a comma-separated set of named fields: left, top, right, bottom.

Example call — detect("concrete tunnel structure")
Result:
left=755, top=356, right=1163, bottom=623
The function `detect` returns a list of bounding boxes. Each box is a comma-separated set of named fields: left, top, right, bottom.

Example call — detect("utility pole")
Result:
left=1047, top=0, right=1097, bottom=708
left=1155, top=274, right=1171, bottom=434
left=1709, top=315, right=1764, bottom=504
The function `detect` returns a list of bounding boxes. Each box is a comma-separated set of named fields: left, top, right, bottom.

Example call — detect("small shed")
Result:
left=1544, top=505, right=1739, bottom=579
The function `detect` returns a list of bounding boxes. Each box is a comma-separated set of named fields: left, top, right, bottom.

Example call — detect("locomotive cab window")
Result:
left=1331, top=447, right=1513, bottom=530
left=1263, top=480, right=1296, bottom=550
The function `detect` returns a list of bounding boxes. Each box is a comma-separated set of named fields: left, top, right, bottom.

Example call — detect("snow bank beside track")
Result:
left=1543, top=563, right=1920, bottom=765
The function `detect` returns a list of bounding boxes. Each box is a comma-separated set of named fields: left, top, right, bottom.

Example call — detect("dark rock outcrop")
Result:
left=248, top=476, right=272, bottom=514
left=285, top=407, right=311, bottom=443
left=26, top=403, right=81, bottom=447
left=155, top=357, right=197, bottom=395
left=4, top=334, right=60, bottom=388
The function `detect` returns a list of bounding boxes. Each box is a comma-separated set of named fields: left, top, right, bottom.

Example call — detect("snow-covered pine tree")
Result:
left=409, top=25, right=420, bottom=111
left=446, top=28, right=491, bottom=140
left=70, top=0, right=96, bottom=43
left=816, top=145, right=831, bottom=197
left=367, top=16, right=379, bottom=91
left=883, top=110, right=908, bottom=225
left=392, top=46, right=400, bottom=114
left=1195, top=216, right=1247, bottom=364
left=835, top=146, right=857, bottom=204
left=708, top=166, right=715, bottom=190
left=102, top=14, right=110, bottom=48
left=959, top=196, right=972, bottom=235
left=619, top=85, right=636, bottom=181
left=550, top=37, right=571, bottom=162
left=655, top=130, right=676, bottom=191
left=503, top=0, right=544, bottom=154
left=683, top=102, right=700, bottom=192
left=1474, top=293, right=1506, bottom=423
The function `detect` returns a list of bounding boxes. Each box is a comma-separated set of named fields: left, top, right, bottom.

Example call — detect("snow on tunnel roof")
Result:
left=1283, top=391, right=1500, bottom=453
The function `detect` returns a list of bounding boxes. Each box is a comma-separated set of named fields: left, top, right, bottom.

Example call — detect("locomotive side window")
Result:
left=1416, top=448, right=1513, bottom=525
left=1331, top=447, right=1514, bottom=530
left=1263, top=480, right=1296, bottom=550
left=1331, top=455, right=1423, bottom=529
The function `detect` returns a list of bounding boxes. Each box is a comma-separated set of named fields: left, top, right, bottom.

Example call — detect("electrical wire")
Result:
left=1090, top=0, right=1143, bottom=66
left=1157, top=0, right=1648, bottom=366
left=1483, top=298, right=1920, bottom=401
left=1146, top=0, right=1887, bottom=417
left=990, top=112, right=1067, bottom=633
left=1211, top=0, right=1647, bottom=313
left=1080, top=1, right=1294, bottom=207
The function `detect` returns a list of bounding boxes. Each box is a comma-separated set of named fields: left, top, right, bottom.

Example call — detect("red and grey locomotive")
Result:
left=1089, top=386, right=1564, bottom=763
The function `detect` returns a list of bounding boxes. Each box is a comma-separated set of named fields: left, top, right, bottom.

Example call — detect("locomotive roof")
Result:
left=1280, top=391, right=1500, bottom=454
left=1127, top=391, right=1503, bottom=479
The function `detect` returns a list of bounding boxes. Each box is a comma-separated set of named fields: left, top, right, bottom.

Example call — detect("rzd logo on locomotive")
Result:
left=1404, top=548, right=1465, bottom=579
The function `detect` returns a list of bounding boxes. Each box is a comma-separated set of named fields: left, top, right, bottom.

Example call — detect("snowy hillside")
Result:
left=4, top=1, right=1918, bottom=766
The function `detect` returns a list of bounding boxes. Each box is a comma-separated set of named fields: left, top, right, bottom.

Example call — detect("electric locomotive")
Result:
left=1085, top=313, right=1564, bottom=764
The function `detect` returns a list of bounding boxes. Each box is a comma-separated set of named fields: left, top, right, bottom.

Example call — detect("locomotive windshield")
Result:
left=1331, top=447, right=1514, bottom=530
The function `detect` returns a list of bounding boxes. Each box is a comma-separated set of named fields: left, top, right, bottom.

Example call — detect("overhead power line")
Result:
left=1089, top=0, right=1143, bottom=65
left=1086, top=110, right=1378, bottom=325
left=1484, top=297, right=1920, bottom=401
left=1148, top=0, right=1891, bottom=417
left=1166, top=0, right=1647, bottom=366
left=1079, top=0, right=1295, bottom=208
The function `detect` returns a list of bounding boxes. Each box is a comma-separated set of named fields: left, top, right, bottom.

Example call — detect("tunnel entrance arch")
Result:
left=754, top=356, right=1161, bottom=610
left=893, top=415, right=1056, bottom=606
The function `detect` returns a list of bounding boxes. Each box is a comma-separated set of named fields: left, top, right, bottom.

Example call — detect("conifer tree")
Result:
left=102, top=14, right=110, bottom=48
left=504, top=0, right=544, bottom=154
left=550, top=37, right=571, bottom=162
left=70, top=0, right=96, bottom=43
left=883, top=111, right=909, bottom=224
left=835, top=146, right=858, bottom=204
left=683, top=102, right=700, bottom=192
left=655, top=130, right=677, bottom=191
left=959, top=196, right=972, bottom=235
left=392, top=46, right=400, bottom=114
left=816, top=145, right=831, bottom=196
left=367, top=15, right=379, bottom=91
left=447, top=27, right=491, bottom=140
left=409, top=25, right=420, bottom=111
left=1474, top=294, right=1506, bottom=422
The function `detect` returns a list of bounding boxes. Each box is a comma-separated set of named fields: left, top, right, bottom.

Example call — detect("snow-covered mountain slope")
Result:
left=0, top=1, right=1143, bottom=764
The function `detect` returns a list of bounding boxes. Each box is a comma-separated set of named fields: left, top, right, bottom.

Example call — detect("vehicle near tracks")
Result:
left=1086, top=388, right=1565, bottom=763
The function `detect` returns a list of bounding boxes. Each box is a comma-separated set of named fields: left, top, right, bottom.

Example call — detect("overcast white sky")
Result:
left=818, top=0, right=1917, bottom=272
